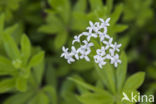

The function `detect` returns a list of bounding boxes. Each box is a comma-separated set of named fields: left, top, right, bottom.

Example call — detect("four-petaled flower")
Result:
left=103, top=38, right=113, bottom=50
left=98, top=31, right=110, bottom=41
left=112, top=42, right=122, bottom=52
left=96, top=47, right=106, bottom=56
left=99, top=18, right=110, bottom=27
left=87, top=21, right=99, bottom=33
left=61, top=46, right=75, bottom=64
left=83, top=32, right=97, bottom=41
left=94, top=55, right=106, bottom=68
left=72, top=35, right=80, bottom=44
left=71, top=46, right=79, bottom=60
left=110, top=54, right=121, bottom=67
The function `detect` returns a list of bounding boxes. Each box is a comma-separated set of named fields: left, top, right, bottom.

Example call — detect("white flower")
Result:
left=79, top=45, right=91, bottom=61
left=82, top=40, right=94, bottom=48
left=61, top=46, right=75, bottom=64
left=87, top=21, right=99, bottom=33
left=94, top=55, right=106, bottom=68
left=72, top=35, right=80, bottom=44
left=103, top=38, right=113, bottom=50
left=96, top=46, right=106, bottom=56
left=61, top=46, right=69, bottom=58
left=83, top=32, right=97, bottom=41
left=61, top=17, right=122, bottom=69
left=71, top=46, right=79, bottom=60
left=109, top=48, right=115, bottom=56
left=112, top=42, right=122, bottom=52
left=110, top=54, right=121, bottom=67
left=98, top=31, right=110, bottom=41
left=99, top=18, right=110, bottom=27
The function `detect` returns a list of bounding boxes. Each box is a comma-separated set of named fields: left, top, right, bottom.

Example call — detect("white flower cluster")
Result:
left=61, top=18, right=122, bottom=69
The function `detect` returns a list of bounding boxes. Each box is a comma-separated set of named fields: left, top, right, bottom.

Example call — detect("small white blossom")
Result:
left=61, top=46, right=69, bottom=58
left=110, top=54, right=121, bottom=67
left=71, top=46, right=79, bottom=60
left=61, top=46, right=75, bottom=64
left=87, top=21, right=100, bottom=33
left=98, top=31, right=110, bottom=41
left=112, top=42, right=122, bottom=52
left=109, top=48, right=115, bottom=56
left=79, top=45, right=91, bottom=61
left=99, top=18, right=110, bottom=27
left=83, top=32, right=97, bottom=41
left=72, top=35, right=80, bottom=44
left=94, top=55, right=106, bottom=68
left=96, top=46, right=106, bottom=56
left=103, top=38, right=113, bottom=50
left=82, top=40, right=94, bottom=48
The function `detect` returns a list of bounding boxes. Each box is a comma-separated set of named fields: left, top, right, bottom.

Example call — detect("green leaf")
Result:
left=16, top=76, right=27, bottom=92
left=110, top=4, right=123, bottom=25
left=4, top=24, right=18, bottom=36
left=29, top=51, right=45, bottom=68
left=60, top=80, right=81, bottom=104
left=71, top=12, right=88, bottom=31
left=124, top=72, right=145, bottom=90
left=0, top=14, right=5, bottom=33
left=72, top=60, right=93, bottom=71
left=54, top=30, right=68, bottom=50
left=119, top=35, right=130, bottom=50
left=114, top=24, right=128, bottom=33
left=0, top=55, right=16, bottom=75
left=48, top=0, right=71, bottom=24
left=38, top=13, right=63, bottom=34
left=89, top=0, right=103, bottom=11
left=32, top=59, right=44, bottom=86
left=78, top=92, right=114, bottom=104
left=28, top=92, right=49, bottom=104
left=95, top=64, right=108, bottom=89
left=39, top=24, right=61, bottom=34
left=106, top=0, right=113, bottom=13
left=2, top=33, right=20, bottom=60
left=46, top=64, right=57, bottom=87
left=4, top=91, right=34, bottom=104
left=95, top=64, right=116, bottom=94
left=21, top=34, right=31, bottom=64
left=69, top=77, right=104, bottom=93
left=43, top=85, right=57, bottom=104
left=116, top=52, right=127, bottom=92
left=0, top=78, right=15, bottom=93
left=73, top=0, right=87, bottom=12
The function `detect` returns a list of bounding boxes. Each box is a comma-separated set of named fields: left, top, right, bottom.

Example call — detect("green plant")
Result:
left=69, top=52, right=145, bottom=104
left=0, top=14, right=44, bottom=92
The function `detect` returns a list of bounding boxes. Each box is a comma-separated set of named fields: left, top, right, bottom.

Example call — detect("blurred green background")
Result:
left=0, top=0, right=156, bottom=104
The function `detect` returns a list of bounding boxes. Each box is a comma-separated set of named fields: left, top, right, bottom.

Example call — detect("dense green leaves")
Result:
left=0, top=79, right=15, bottom=93
left=0, top=0, right=155, bottom=104
left=0, top=14, right=45, bottom=93
left=123, top=0, right=153, bottom=26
